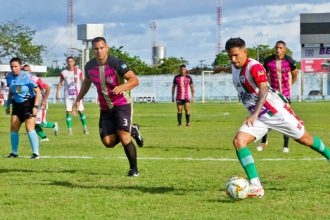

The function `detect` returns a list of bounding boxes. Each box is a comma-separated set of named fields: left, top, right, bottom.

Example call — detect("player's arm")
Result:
left=55, top=75, right=64, bottom=100
left=190, top=83, right=195, bottom=103
left=5, top=90, right=12, bottom=114
left=291, top=69, right=298, bottom=84
left=72, top=77, right=92, bottom=114
left=171, top=83, right=176, bottom=102
left=112, top=70, right=139, bottom=95
left=32, top=86, right=41, bottom=116
left=245, top=82, right=268, bottom=127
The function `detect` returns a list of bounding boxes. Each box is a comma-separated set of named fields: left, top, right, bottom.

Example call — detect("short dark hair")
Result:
left=275, top=40, right=286, bottom=46
left=225, top=38, right=245, bottom=51
left=10, top=57, right=22, bottom=65
left=66, top=56, right=74, bottom=61
left=179, top=64, right=186, bottom=68
left=22, top=64, right=30, bottom=68
left=92, top=37, right=107, bottom=46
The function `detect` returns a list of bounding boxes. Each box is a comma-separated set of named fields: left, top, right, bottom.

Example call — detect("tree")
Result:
left=213, top=50, right=231, bottom=67
left=157, top=57, right=188, bottom=74
left=0, top=21, right=46, bottom=64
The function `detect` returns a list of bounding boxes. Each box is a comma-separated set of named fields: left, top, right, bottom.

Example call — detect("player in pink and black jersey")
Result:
left=172, top=64, right=195, bottom=126
left=72, top=37, right=143, bottom=177
left=257, top=40, right=298, bottom=153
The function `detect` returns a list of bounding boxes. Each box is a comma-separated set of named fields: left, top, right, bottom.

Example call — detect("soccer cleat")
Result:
left=40, top=137, right=49, bottom=142
left=128, top=169, right=139, bottom=177
left=283, top=147, right=289, bottom=153
left=247, top=184, right=264, bottom=198
left=131, top=124, right=144, bottom=147
left=68, top=128, right=73, bottom=135
left=256, top=141, right=268, bottom=152
left=177, top=123, right=182, bottom=127
left=7, top=153, right=18, bottom=158
left=30, top=153, right=40, bottom=159
left=83, top=126, right=89, bottom=135
left=186, top=123, right=191, bottom=127
left=53, top=122, right=59, bottom=136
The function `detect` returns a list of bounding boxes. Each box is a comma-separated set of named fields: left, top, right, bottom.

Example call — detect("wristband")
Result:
left=33, top=105, right=39, bottom=109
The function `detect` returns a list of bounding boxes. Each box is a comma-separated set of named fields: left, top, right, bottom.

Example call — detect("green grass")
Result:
left=0, top=102, right=329, bottom=219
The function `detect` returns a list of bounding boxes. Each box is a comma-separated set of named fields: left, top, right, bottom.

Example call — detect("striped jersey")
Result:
left=232, top=58, right=288, bottom=117
left=173, top=74, right=193, bottom=100
left=85, top=56, right=131, bottom=110
left=263, top=54, right=296, bottom=99
left=7, top=71, right=38, bottom=103
left=60, top=68, right=83, bottom=98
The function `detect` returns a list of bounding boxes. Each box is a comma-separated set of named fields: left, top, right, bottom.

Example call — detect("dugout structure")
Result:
left=300, top=13, right=330, bottom=99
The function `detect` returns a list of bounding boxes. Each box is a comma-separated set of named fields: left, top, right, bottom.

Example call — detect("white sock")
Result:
left=250, top=177, right=262, bottom=187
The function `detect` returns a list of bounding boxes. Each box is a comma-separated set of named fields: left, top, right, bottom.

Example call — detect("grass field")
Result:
left=0, top=102, right=329, bottom=219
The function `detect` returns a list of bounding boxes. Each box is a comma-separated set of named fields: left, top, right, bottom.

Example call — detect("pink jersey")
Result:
left=263, top=55, right=296, bottom=99
left=85, top=56, right=131, bottom=110
left=232, top=58, right=289, bottom=117
left=173, top=74, right=193, bottom=100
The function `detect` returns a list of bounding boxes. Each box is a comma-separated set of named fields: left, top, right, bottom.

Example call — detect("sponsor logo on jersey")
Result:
left=121, top=64, right=128, bottom=69
left=16, top=86, right=21, bottom=93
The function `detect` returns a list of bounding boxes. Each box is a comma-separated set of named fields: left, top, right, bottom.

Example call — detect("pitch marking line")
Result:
left=12, top=156, right=326, bottom=161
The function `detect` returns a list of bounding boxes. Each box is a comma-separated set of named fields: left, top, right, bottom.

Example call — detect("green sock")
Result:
left=35, top=125, right=47, bottom=139
left=80, top=113, right=87, bottom=127
left=236, top=147, right=259, bottom=180
left=311, top=136, right=330, bottom=160
left=66, top=113, right=72, bottom=129
left=41, top=122, right=55, bottom=128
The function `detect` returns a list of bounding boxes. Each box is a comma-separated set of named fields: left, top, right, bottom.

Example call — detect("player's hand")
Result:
left=41, top=101, right=47, bottom=109
left=112, top=85, right=126, bottom=95
left=172, top=97, right=175, bottom=103
left=5, top=107, right=10, bottom=115
left=191, top=97, right=195, bottom=103
left=72, top=101, right=79, bottom=117
left=244, top=114, right=257, bottom=127
left=31, top=107, right=38, bottom=117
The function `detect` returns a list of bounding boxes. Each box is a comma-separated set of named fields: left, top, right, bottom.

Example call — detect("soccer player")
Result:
left=172, top=64, right=195, bottom=126
left=224, top=37, right=330, bottom=198
left=256, top=40, right=298, bottom=153
left=22, top=64, right=59, bottom=142
left=5, top=58, right=41, bottom=159
left=0, top=73, right=9, bottom=105
left=72, top=37, right=143, bottom=176
left=56, top=57, right=88, bottom=135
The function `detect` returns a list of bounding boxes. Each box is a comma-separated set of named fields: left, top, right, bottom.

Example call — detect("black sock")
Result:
left=185, top=114, right=190, bottom=124
left=123, top=141, right=137, bottom=170
left=283, top=135, right=289, bottom=148
left=261, top=134, right=267, bottom=144
left=177, top=113, right=182, bottom=124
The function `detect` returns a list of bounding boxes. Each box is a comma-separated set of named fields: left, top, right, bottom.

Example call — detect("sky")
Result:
left=0, top=0, right=329, bottom=68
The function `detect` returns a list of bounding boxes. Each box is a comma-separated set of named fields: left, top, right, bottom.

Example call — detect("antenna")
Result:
left=216, top=0, right=222, bottom=55
left=67, top=0, right=74, bottom=56
left=150, top=21, right=157, bottom=47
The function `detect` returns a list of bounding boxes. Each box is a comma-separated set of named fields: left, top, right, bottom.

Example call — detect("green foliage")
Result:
left=0, top=21, right=46, bottom=64
left=157, top=57, right=188, bottom=74
left=213, top=50, right=231, bottom=67
left=0, top=102, right=329, bottom=219
left=45, top=66, right=62, bottom=77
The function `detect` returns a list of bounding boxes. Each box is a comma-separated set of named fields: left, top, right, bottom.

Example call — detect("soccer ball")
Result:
left=225, top=176, right=250, bottom=200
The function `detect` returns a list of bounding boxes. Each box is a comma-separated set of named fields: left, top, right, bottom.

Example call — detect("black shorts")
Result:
left=176, top=99, right=190, bottom=105
left=99, top=104, right=132, bottom=139
left=12, top=98, right=35, bottom=123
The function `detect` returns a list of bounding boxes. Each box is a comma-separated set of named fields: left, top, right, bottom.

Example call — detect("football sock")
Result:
left=35, top=125, right=47, bottom=139
left=236, top=147, right=259, bottom=181
left=177, top=113, right=182, bottom=125
left=311, top=136, right=330, bottom=160
left=283, top=135, right=289, bottom=148
left=123, top=141, right=137, bottom=170
left=41, top=122, right=55, bottom=128
left=27, top=130, right=39, bottom=155
left=185, top=114, right=190, bottom=124
left=261, top=134, right=267, bottom=144
left=10, top=131, right=19, bottom=154
left=66, top=113, right=72, bottom=129
left=79, top=113, right=87, bottom=127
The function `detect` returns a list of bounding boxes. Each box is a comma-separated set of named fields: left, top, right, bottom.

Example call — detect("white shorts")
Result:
left=65, top=98, right=84, bottom=112
left=239, top=106, right=305, bottom=142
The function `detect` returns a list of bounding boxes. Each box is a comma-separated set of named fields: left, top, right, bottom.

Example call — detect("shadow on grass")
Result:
left=49, top=180, right=176, bottom=194
left=0, top=168, right=79, bottom=174
left=147, top=145, right=231, bottom=151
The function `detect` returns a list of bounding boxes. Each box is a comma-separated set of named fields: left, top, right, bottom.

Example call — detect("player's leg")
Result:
left=283, top=135, right=289, bottom=153
left=295, top=130, right=330, bottom=161
left=183, top=101, right=191, bottom=126
left=25, top=115, right=40, bottom=159
left=35, top=124, right=49, bottom=142
left=36, top=108, right=49, bottom=141
left=116, top=104, right=139, bottom=176
left=65, top=98, right=74, bottom=134
left=99, top=110, right=120, bottom=148
left=8, top=115, right=22, bottom=158
left=256, top=134, right=268, bottom=151
left=176, top=101, right=183, bottom=126
left=131, top=123, right=144, bottom=147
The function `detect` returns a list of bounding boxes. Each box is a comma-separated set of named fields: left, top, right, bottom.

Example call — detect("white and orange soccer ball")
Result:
left=225, top=176, right=250, bottom=200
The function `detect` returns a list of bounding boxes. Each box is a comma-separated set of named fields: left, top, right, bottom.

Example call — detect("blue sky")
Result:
left=0, top=0, right=329, bottom=68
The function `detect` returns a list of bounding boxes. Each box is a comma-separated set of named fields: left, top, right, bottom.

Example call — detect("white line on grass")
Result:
left=11, top=155, right=326, bottom=161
